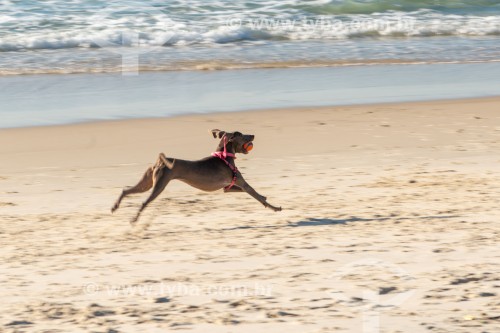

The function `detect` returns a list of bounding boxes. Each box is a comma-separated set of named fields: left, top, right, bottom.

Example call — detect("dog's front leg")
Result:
left=236, top=178, right=282, bottom=212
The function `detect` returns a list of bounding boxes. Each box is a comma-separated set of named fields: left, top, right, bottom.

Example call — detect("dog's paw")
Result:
left=111, top=202, right=120, bottom=213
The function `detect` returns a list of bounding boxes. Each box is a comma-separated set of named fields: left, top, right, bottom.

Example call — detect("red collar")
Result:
left=211, top=135, right=238, bottom=191
left=211, top=151, right=235, bottom=159
left=212, top=135, right=235, bottom=159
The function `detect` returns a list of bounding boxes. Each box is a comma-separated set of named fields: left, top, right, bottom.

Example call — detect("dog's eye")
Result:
left=233, top=131, right=242, bottom=137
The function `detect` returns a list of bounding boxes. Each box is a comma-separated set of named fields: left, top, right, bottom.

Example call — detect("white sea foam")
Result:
left=1, top=1, right=500, bottom=52
left=0, top=0, right=499, bottom=75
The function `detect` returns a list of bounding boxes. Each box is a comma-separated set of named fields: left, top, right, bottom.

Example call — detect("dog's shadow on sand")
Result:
left=222, top=215, right=459, bottom=231
left=289, top=217, right=356, bottom=226
left=136, top=215, right=460, bottom=234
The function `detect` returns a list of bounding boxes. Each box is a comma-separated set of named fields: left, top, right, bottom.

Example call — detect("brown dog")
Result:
left=111, top=129, right=282, bottom=224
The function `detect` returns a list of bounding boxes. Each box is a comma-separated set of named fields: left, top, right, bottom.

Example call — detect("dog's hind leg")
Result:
left=111, top=167, right=154, bottom=213
left=130, top=168, right=171, bottom=225
left=111, top=157, right=164, bottom=213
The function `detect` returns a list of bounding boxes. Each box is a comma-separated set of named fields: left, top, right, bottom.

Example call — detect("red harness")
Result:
left=211, top=136, right=238, bottom=191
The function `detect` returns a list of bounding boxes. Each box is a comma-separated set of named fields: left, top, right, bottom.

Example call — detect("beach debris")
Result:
left=154, top=297, right=171, bottom=303
left=478, top=292, right=496, bottom=297
left=450, top=276, right=482, bottom=285
left=379, top=286, right=397, bottom=295
left=6, top=320, right=33, bottom=326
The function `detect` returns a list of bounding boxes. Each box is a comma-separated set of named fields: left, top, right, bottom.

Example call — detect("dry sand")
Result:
left=0, top=97, right=499, bottom=333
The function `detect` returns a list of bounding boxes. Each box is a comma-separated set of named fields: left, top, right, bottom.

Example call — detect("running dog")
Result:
left=111, top=129, right=282, bottom=224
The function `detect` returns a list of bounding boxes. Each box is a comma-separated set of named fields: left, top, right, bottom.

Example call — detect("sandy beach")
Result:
left=1, top=97, right=499, bottom=333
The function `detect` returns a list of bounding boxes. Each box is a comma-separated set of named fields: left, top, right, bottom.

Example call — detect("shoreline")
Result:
left=2, top=62, right=500, bottom=129
left=1, top=95, right=500, bottom=132
left=2, top=58, right=500, bottom=77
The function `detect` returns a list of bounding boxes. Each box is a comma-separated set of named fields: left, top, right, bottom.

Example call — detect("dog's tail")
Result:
left=159, top=153, right=175, bottom=169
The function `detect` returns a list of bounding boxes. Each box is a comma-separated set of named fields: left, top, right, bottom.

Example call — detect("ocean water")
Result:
left=1, top=0, right=500, bottom=75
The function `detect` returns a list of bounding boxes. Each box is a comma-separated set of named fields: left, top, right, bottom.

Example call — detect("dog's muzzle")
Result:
left=243, top=142, right=253, bottom=153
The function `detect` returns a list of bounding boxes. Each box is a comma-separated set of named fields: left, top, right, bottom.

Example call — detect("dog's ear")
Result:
left=211, top=129, right=226, bottom=139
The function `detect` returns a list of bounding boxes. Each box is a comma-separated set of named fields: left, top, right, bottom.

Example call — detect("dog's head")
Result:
left=211, top=129, right=254, bottom=154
